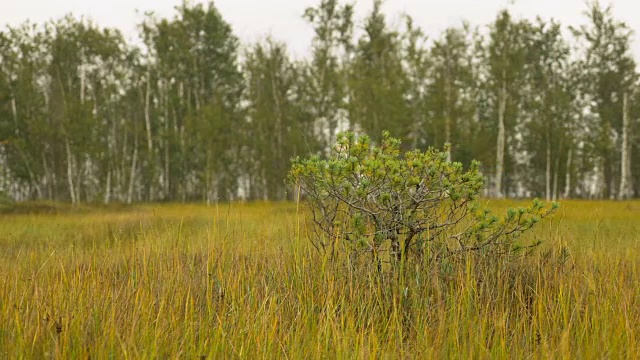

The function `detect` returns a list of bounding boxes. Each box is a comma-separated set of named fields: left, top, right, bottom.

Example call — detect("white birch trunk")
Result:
left=495, top=74, right=507, bottom=198
left=145, top=69, right=153, bottom=153
left=120, top=120, right=127, bottom=201
left=564, top=148, right=572, bottom=199
left=104, top=170, right=111, bottom=205
left=619, top=92, right=631, bottom=200
left=163, top=80, right=170, bottom=199
left=271, top=70, right=284, bottom=199
left=11, top=97, right=18, bottom=124
left=127, top=136, right=138, bottom=204
left=65, top=139, right=77, bottom=204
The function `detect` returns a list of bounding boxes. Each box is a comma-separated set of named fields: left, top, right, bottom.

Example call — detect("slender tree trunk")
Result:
left=105, top=110, right=115, bottom=203
left=596, top=159, right=606, bottom=199
left=75, top=61, right=85, bottom=203
left=127, top=135, right=138, bottom=204
left=11, top=97, right=18, bottom=125
left=271, top=71, right=284, bottom=200
left=445, top=65, right=452, bottom=162
left=179, top=81, right=186, bottom=202
left=144, top=69, right=154, bottom=201
left=120, top=119, right=127, bottom=201
left=564, top=148, right=572, bottom=199
left=42, top=86, right=52, bottom=199
left=495, top=74, right=507, bottom=198
left=144, top=69, right=154, bottom=153
left=619, top=92, right=631, bottom=200
left=164, top=138, right=170, bottom=200
left=553, top=155, right=560, bottom=201
left=104, top=169, right=111, bottom=205
left=546, top=130, right=551, bottom=201
left=164, top=83, right=170, bottom=200
left=65, top=139, right=77, bottom=204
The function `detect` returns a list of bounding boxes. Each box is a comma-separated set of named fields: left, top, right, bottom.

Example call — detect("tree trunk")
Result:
left=42, top=152, right=51, bottom=199
left=127, top=135, right=138, bottom=204
left=495, top=74, right=507, bottom=198
left=162, top=79, right=170, bottom=200
left=11, top=97, right=18, bottom=125
left=144, top=69, right=153, bottom=153
left=445, top=64, right=452, bottom=162
left=179, top=81, right=186, bottom=202
left=619, top=92, right=631, bottom=200
left=144, top=69, right=154, bottom=202
left=65, top=139, right=77, bottom=204
left=271, top=70, right=284, bottom=200
left=545, top=130, right=551, bottom=201
left=596, top=159, right=606, bottom=199
left=553, top=154, right=560, bottom=201
left=564, top=148, right=572, bottom=199
left=104, top=169, right=111, bottom=205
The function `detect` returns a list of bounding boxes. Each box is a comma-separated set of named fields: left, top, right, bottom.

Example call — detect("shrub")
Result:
left=289, top=132, right=558, bottom=268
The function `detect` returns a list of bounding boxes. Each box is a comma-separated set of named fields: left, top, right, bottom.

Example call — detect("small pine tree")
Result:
left=289, top=131, right=558, bottom=268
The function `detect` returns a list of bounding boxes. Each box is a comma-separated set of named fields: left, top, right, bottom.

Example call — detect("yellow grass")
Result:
left=0, top=200, right=639, bottom=358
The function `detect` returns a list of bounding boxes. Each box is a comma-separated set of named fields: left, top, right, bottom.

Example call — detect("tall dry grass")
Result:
left=0, top=200, right=638, bottom=358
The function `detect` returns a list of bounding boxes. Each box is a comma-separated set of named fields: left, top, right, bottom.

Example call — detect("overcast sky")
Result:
left=2, top=0, right=640, bottom=59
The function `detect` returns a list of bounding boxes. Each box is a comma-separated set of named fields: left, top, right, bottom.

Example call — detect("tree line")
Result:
left=0, top=0, right=638, bottom=203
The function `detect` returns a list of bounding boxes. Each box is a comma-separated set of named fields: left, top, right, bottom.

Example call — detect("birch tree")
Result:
left=520, top=18, right=574, bottom=200
left=486, top=10, right=530, bottom=198
left=303, top=0, right=354, bottom=151
left=571, top=1, right=637, bottom=199
left=244, top=39, right=312, bottom=200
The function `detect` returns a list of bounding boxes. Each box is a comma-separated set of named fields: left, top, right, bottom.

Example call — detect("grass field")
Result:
left=1, top=200, right=639, bottom=359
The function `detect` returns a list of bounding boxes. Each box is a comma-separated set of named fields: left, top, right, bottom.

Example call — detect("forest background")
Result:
left=1, top=0, right=638, bottom=204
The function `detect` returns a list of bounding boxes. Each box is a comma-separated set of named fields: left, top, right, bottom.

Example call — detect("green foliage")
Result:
left=1, top=1, right=640, bottom=202
left=243, top=39, right=317, bottom=200
left=349, top=2, right=412, bottom=144
left=571, top=2, right=637, bottom=199
left=290, top=132, right=558, bottom=265
left=0, top=190, right=12, bottom=207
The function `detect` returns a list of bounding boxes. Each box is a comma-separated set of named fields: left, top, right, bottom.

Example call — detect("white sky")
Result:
left=2, top=0, right=640, bottom=59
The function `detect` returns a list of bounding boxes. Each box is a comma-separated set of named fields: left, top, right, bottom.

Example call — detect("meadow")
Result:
left=0, top=200, right=638, bottom=359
